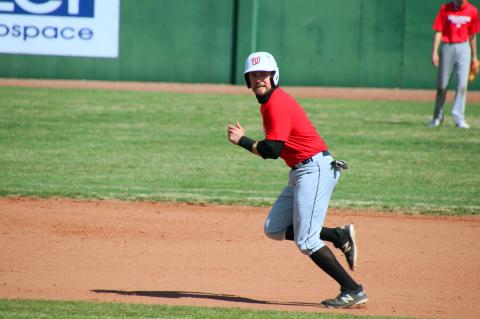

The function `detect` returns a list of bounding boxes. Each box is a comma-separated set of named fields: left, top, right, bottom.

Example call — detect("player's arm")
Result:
left=239, top=137, right=284, bottom=159
left=432, top=31, right=442, bottom=67
left=469, top=34, right=479, bottom=69
left=227, top=121, right=284, bottom=159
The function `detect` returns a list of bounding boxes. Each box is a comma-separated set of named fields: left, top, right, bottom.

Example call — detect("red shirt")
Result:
left=433, top=1, right=479, bottom=43
left=260, top=88, right=328, bottom=167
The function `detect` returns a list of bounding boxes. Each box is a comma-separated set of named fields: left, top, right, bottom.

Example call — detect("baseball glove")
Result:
left=469, top=63, right=479, bottom=83
left=331, top=160, right=348, bottom=170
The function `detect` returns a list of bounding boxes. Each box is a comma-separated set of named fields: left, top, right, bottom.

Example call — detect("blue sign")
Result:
left=0, top=0, right=94, bottom=17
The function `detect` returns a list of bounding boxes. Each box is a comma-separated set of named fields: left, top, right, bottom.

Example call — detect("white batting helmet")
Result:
left=244, top=51, right=279, bottom=88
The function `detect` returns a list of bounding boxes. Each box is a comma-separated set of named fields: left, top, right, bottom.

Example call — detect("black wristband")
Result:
left=238, top=136, right=256, bottom=152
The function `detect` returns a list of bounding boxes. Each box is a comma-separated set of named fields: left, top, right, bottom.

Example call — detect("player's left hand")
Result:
left=469, top=58, right=479, bottom=82
left=227, top=121, right=245, bottom=145
left=473, top=57, right=479, bottom=70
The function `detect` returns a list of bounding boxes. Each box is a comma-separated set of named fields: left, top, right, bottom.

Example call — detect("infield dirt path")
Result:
left=1, top=197, right=479, bottom=319
left=3, top=77, right=480, bottom=102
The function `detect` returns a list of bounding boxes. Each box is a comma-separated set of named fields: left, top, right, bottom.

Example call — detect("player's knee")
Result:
left=264, top=228, right=285, bottom=241
left=263, top=219, right=286, bottom=241
left=296, top=239, right=324, bottom=256
left=296, top=244, right=310, bottom=255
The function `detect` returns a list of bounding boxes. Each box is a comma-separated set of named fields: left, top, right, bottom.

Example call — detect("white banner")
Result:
left=0, top=0, right=120, bottom=58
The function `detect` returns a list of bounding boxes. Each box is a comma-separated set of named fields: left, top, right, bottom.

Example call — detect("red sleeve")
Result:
left=433, top=4, right=446, bottom=31
left=263, top=103, right=292, bottom=142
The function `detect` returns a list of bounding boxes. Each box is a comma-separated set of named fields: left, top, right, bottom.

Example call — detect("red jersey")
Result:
left=260, top=88, right=328, bottom=167
left=433, top=1, right=479, bottom=43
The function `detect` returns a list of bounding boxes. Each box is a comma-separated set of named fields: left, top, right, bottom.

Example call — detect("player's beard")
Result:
left=252, top=82, right=272, bottom=96
left=254, top=85, right=277, bottom=104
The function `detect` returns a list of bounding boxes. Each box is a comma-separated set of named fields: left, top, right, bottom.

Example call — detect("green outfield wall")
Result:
left=0, top=0, right=479, bottom=90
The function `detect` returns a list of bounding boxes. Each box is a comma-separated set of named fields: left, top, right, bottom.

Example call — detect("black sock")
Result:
left=286, top=225, right=346, bottom=249
left=320, top=227, right=347, bottom=248
left=285, top=225, right=295, bottom=240
left=310, top=246, right=359, bottom=291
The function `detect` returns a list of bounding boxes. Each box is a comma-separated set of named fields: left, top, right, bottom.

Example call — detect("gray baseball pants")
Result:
left=263, top=152, right=339, bottom=256
left=433, top=41, right=471, bottom=124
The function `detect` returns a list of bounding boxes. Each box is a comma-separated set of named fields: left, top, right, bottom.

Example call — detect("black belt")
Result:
left=291, top=150, right=331, bottom=170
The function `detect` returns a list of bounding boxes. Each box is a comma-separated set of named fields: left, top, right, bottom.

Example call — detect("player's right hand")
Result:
left=227, top=121, right=245, bottom=145
left=432, top=52, right=439, bottom=67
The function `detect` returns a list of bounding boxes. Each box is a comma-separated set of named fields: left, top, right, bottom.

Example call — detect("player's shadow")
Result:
left=91, top=289, right=320, bottom=308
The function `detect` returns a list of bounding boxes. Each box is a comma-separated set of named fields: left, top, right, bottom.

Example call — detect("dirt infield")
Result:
left=1, top=197, right=479, bottom=319
left=3, top=77, right=480, bottom=102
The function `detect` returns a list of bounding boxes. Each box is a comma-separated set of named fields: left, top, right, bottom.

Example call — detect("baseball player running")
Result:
left=227, top=52, right=367, bottom=309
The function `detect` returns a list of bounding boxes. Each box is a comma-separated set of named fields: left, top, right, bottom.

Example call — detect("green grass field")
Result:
left=0, top=299, right=410, bottom=319
left=0, top=86, right=479, bottom=319
left=1, top=86, right=479, bottom=214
